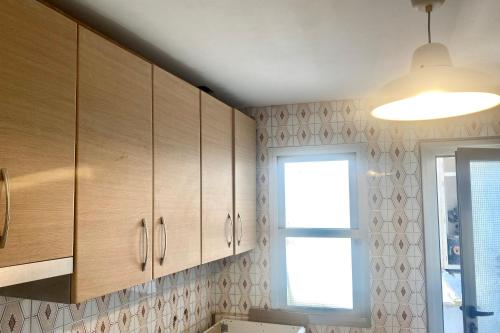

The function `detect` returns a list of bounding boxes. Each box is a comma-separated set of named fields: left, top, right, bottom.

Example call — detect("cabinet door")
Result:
left=74, top=27, right=153, bottom=302
left=153, top=66, right=200, bottom=277
left=201, top=93, right=233, bottom=263
left=234, top=110, right=257, bottom=254
left=0, top=1, right=76, bottom=268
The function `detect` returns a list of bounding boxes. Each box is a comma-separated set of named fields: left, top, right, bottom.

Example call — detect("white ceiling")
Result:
left=46, top=0, right=500, bottom=108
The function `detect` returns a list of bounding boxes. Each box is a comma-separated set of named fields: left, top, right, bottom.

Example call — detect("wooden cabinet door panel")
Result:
left=74, top=27, right=153, bottom=302
left=153, top=66, right=200, bottom=277
left=234, top=110, right=257, bottom=254
left=201, top=93, right=233, bottom=263
left=0, top=0, right=76, bottom=268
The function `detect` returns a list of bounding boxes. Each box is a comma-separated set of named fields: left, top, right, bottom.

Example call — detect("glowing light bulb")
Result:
left=372, top=91, right=500, bottom=121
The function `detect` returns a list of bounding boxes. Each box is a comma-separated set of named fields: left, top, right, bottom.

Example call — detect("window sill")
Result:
left=248, top=307, right=371, bottom=328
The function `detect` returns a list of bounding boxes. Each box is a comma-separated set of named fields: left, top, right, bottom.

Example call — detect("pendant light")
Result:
left=371, top=0, right=500, bottom=121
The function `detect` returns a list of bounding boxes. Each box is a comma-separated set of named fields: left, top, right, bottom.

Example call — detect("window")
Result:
left=269, top=146, right=369, bottom=327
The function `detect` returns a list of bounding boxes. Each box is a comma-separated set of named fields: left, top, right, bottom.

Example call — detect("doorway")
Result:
left=421, top=139, right=500, bottom=333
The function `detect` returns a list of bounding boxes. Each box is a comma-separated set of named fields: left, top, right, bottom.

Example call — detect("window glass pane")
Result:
left=284, top=160, right=351, bottom=228
left=286, top=237, right=353, bottom=309
left=469, top=160, right=500, bottom=333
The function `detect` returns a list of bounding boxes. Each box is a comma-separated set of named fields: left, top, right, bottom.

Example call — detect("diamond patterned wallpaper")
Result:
left=214, top=100, right=500, bottom=333
left=1, top=101, right=499, bottom=333
left=0, top=263, right=215, bottom=333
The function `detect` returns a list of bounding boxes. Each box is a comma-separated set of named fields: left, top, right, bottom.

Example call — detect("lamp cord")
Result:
left=426, top=5, right=432, bottom=43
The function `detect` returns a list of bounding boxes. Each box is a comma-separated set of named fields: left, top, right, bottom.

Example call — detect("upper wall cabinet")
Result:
left=153, top=66, right=201, bottom=277
left=201, top=93, right=234, bottom=263
left=74, top=27, right=153, bottom=302
left=0, top=0, right=259, bottom=299
left=233, top=110, right=257, bottom=254
left=0, top=1, right=76, bottom=270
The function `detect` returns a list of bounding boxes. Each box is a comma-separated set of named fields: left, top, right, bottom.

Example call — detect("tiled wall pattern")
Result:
left=215, top=100, right=500, bottom=333
left=0, top=263, right=215, bottom=333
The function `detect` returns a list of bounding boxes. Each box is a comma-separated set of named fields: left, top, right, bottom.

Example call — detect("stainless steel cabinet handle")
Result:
left=160, top=217, right=167, bottom=265
left=225, top=214, right=233, bottom=248
left=141, top=219, right=148, bottom=271
left=237, top=213, right=243, bottom=246
left=0, top=168, right=11, bottom=249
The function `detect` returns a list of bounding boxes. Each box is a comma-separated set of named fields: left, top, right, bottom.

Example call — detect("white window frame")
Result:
left=269, top=144, right=370, bottom=327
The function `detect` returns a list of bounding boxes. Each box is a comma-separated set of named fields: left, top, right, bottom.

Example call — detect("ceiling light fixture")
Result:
left=371, top=0, right=500, bottom=121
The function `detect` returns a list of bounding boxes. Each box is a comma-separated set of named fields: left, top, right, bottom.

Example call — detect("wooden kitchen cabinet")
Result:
left=233, top=110, right=257, bottom=254
left=201, top=93, right=234, bottom=263
left=153, top=66, right=201, bottom=277
left=74, top=26, right=153, bottom=302
left=0, top=0, right=259, bottom=300
left=0, top=0, right=76, bottom=269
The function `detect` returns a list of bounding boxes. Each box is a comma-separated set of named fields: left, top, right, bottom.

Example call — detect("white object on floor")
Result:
left=204, top=319, right=306, bottom=333
left=442, top=270, right=462, bottom=306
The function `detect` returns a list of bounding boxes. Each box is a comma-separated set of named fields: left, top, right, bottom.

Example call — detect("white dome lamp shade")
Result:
left=371, top=0, right=500, bottom=121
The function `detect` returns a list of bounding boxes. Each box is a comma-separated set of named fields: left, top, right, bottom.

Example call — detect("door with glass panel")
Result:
left=456, top=148, right=500, bottom=333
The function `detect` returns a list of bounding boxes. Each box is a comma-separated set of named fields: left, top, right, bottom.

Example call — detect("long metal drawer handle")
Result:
left=160, top=217, right=167, bottom=265
left=237, top=213, right=243, bottom=246
left=141, top=219, right=148, bottom=271
left=0, top=168, right=11, bottom=249
left=225, top=214, right=233, bottom=248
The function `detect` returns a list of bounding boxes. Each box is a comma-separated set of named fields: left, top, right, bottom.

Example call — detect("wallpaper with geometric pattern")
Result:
left=1, top=100, right=499, bottom=333
left=0, top=262, right=215, bottom=333
left=214, top=100, right=500, bottom=333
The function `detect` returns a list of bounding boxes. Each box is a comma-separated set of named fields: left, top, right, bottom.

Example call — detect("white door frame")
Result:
left=420, top=138, right=500, bottom=333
